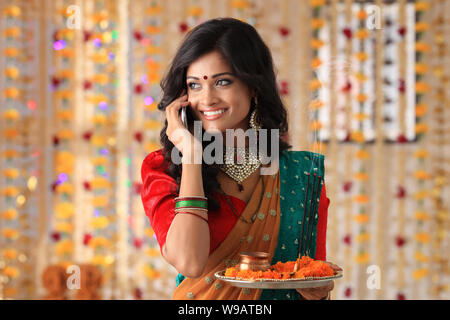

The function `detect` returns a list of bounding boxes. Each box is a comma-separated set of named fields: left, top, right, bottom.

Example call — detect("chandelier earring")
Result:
left=249, top=96, right=262, bottom=130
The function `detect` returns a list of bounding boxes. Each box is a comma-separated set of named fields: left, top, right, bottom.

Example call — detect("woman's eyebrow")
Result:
left=186, top=72, right=234, bottom=80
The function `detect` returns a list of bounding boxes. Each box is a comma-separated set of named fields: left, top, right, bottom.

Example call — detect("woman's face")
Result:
left=186, top=50, right=253, bottom=137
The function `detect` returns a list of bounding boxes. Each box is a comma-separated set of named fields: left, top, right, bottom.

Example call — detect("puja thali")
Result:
left=214, top=270, right=343, bottom=289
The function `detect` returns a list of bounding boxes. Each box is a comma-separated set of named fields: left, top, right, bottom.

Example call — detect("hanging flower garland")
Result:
left=179, top=0, right=205, bottom=35
left=412, top=0, right=431, bottom=283
left=83, top=1, right=119, bottom=279
left=428, top=0, right=447, bottom=299
left=308, top=0, right=326, bottom=153
left=1, top=4, right=23, bottom=299
left=50, top=1, right=80, bottom=270
left=352, top=4, right=371, bottom=268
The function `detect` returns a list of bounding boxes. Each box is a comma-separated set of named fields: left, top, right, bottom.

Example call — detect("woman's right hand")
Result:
left=165, top=94, right=197, bottom=157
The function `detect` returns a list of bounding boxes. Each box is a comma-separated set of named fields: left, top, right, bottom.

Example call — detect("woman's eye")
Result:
left=216, top=79, right=231, bottom=86
left=188, top=82, right=200, bottom=90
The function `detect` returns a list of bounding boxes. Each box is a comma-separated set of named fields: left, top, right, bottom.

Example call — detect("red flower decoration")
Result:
left=83, top=30, right=92, bottom=42
left=82, top=131, right=93, bottom=141
left=83, top=80, right=92, bottom=90
left=396, top=185, right=406, bottom=198
left=397, top=292, right=406, bottom=300
left=133, top=238, right=143, bottom=249
left=179, top=22, right=188, bottom=33
left=53, top=135, right=60, bottom=146
left=343, top=234, right=352, bottom=246
left=344, top=287, right=352, bottom=298
left=133, top=30, right=143, bottom=41
left=343, top=181, right=353, bottom=193
left=51, top=232, right=61, bottom=242
left=83, top=181, right=91, bottom=191
left=134, top=132, right=143, bottom=143
left=279, top=27, right=290, bottom=37
left=398, top=79, right=405, bottom=94
left=134, top=84, right=143, bottom=94
left=396, top=134, right=408, bottom=144
left=343, top=132, right=351, bottom=142
left=133, top=182, right=143, bottom=195
left=398, top=26, right=407, bottom=37
left=83, top=233, right=92, bottom=245
left=395, top=236, right=406, bottom=247
left=51, top=77, right=61, bottom=89
left=134, top=288, right=143, bottom=300
left=341, top=81, right=352, bottom=93
left=342, top=28, right=352, bottom=39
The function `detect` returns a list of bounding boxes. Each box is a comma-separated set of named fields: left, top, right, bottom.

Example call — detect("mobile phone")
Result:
left=180, top=106, right=187, bottom=128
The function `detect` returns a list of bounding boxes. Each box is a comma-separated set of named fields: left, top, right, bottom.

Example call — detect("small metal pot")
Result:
left=238, top=252, right=270, bottom=271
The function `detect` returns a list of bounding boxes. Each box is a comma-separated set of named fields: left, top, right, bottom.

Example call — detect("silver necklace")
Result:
left=216, top=146, right=261, bottom=192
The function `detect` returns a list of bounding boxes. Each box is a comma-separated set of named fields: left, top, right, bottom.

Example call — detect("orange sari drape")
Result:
left=173, top=171, right=281, bottom=300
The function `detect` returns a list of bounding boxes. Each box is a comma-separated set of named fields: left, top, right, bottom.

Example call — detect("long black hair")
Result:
left=157, top=17, right=292, bottom=211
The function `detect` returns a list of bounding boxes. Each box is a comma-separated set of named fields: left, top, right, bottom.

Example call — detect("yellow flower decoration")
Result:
left=55, top=239, right=73, bottom=256
left=2, top=228, right=19, bottom=240
left=415, top=2, right=430, bottom=11
left=55, top=182, right=74, bottom=195
left=3, top=87, right=20, bottom=99
left=54, top=90, right=73, bottom=100
left=415, top=42, right=431, bottom=53
left=351, top=131, right=365, bottom=143
left=91, top=134, right=107, bottom=147
left=3, top=168, right=20, bottom=179
left=415, top=82, right=430, bottom=93
left=356, top=233, right=370, bottom=243
left=91, top=216, right=110, bottom=229
left=91, top=156, right=108, bottom=166
left=92, top=114, right=108, bottom=126
left=309, top=79, right=322, bottom=90
left=4, top=47, right=19, bottom=57
left=412, top=268, right=429, bottom=280
left=355, top=29, right=370, bottom=39
left=91, top=177, right=111, bottom=189
left=356, top=93, right=367, bottom=102
left=309, top=120, right=323, bottom=131
left=311, top=18, right=325, bottom=29
left=57, top=129, right=74, bottom=140
left=354, top=214, right=369, bottom=224
left=57, top=69, right=74, bottom=79
left=415, top=232, right=430, bottom=243
left=354, top=72, right=367, bottom=82
left=414, top=251, right=430, bottom=263
left=188, top=6, right=203, bottom=17
left=311, top=57, right=322, bottom=69
left=414, top=170, right=430, bottom=180
left=92, top=196, right=108, bottom=208
left=413, top=190, right=428, bottom=200
left=415, top=123, right=429, bottom=134
left=55, top=222, right=74, bottom=233
left=55, top=202, right=75, bottom=219
left=355, top=150, right=370, bottom=159
left=92, top=255, right=113, bottom=267
left=91, top=52, right=109, bottom=64
left=144, top=120, right=161, bottom=130
left=56, top=48, right=74, bottom=58
left=1, top=208, right=18, bottom=220
left=145, top=141, right=161, bottom=153
left=3, top=5, right=22, bottom=17
left=56, top=110, right=74, bottom=121
left=4, top=26, right=21, bottom=38
left=145, top=102, right=158, bottom=111
left=56, top=151, right=75, bottom=174
left=146, top=5, right=162, bottom=15
left=148, top=72, right=161, bottom=84
left=309, top=0, right=325, bottom=7
left=309, top=142, right=326, bottom=153
left=354, top=172, right=368, bottom=181
left=145, top=248, right=160, bottom=257
left=415, top=22, right=429, bottom=32
left=2, top=249, right=18, bottom=260
left=355, top=52, right=368, bottom=62
left=414, top=211, right=430, bottom=221
left=2, top=266, right=20, bottom=279
left=354, top=195, right=369, bottom=204
left=310, top=38, right=325, bottom=49
left=355, top=252, right=370, bottom=264
left=4, top=67, right=19, bottom=79
left=146, top=45, right=162, bottom=55
left=89, top=236, right=111, bottom=249
left=92, top=74, right=109, bottom=85
left=356, top=10, right=367, bottom=20
left=415, top=104, right=428, bottom=117
left=143, top=265, right=161, bottom=279
left=308, top=99, right=324, bottom=110
left=3, top=149, right=19, bottom=158
left=231, top=0, right=250, bottom=9
left=354, top=113, right=369, bottom=121
left=2, top=186, right=20, bottom=197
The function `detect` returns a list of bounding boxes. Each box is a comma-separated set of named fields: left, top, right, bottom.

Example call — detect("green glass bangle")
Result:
left=175, top=199, right=208, bottom=209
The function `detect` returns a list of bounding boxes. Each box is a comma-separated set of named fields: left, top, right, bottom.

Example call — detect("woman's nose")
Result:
left=200, top=86, right=218, bottom=106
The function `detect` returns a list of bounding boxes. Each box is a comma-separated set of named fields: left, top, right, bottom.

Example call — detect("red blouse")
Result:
left=141, top=149, right=330, bottom=261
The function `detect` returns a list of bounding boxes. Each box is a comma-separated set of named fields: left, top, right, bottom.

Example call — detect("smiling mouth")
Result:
left=200, top=109, right=228, bottom=119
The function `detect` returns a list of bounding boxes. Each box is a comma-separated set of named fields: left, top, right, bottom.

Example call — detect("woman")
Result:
left=141, top=18, right=338, bottom=300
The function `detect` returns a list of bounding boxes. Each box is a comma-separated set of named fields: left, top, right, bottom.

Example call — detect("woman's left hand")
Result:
left=296, top=281, right=333, bottom=300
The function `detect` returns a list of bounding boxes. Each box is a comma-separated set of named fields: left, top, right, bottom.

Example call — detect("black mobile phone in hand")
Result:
left=180, top=106, right=187, bottom=128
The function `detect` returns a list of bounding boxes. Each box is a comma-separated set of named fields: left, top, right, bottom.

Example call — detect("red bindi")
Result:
left=203, top=75, right=208, bottom=80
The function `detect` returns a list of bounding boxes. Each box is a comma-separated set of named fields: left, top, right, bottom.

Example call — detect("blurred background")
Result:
left=0, top=0, right=448, bottom=300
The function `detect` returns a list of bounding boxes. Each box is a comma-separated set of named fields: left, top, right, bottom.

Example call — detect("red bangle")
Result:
left=175, top=210, right=208, bottom=224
